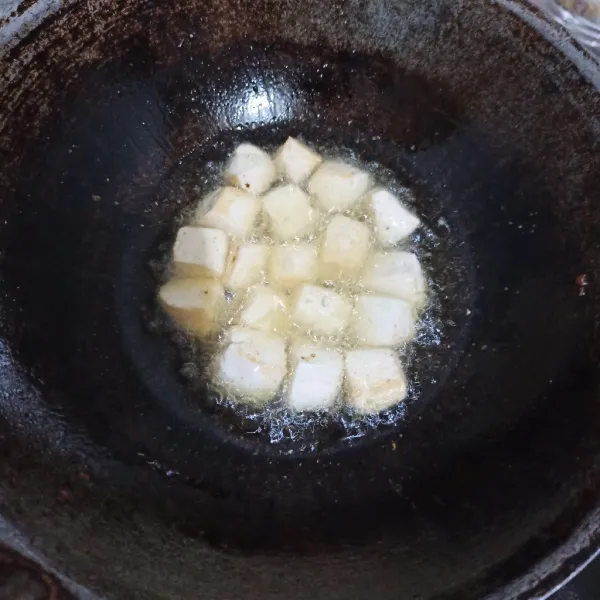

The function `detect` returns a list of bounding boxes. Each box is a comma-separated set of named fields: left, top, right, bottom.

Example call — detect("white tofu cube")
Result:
left=268, top=243, right=319, bottom=290
left=308, top=161, right=372, bottom=212
left=368, top=188, right=420, bottom=246
left=225, top=143, right=277, bottom=196
left=223, top=243, right=270, bottom=291
left=274, top=137, right=322, bottom=184
left=320, top=215, right=371, bottom=282
left=345, top=348, right=407, bottom=413
left=361, top=251, right=426, bottom=305
left=195, top=186, right=261, bottom=238
left=172, top=226, right=229, bottom=278
left=237, top=285, right=288, bottom=334
left=287, top=341, right=343, bottom=412
left=262, top=184, right=317, bottom=241
left=292, top=284, right=353, bottom=337
left=158, top=278, right=224, bottom=337
left=217, top=327, right=287, bottom=402
left=352, top=295, right=415, bottom=347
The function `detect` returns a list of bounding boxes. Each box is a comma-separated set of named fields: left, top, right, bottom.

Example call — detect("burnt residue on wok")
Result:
left=1, top=1, right=600, bottom=600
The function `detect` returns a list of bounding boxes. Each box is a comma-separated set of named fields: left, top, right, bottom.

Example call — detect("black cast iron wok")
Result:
left=1, top=0, right=600, bottom=598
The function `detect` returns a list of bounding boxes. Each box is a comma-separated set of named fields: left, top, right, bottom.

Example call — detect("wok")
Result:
left=1, top=0, right=600, bottom=598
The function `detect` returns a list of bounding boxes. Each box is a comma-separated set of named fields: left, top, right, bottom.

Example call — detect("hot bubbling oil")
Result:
left=150, top=142, right=459, bottom=453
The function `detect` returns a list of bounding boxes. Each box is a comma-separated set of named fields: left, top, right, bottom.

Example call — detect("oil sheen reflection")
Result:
left=228, top=80, right=294, bottom=126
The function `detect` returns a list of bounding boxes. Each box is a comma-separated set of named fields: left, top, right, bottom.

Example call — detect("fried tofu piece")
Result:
left=308, top=161, right=372, bottom=212
left=345, top=348, right=407, bottom=413
left=274, top=137, right=322, bottom=185
left=223, top=243, right=270, bottom=291
left=262, top=184, right=317, bottom=241
left=287, top=340, right=343, bottom=412
left=172, top=226, right=229, bottom=278
left=368, top=188, right=420, bottom=246
left=268, top=243, right=319, bottom=290
left=195, top=186, right=261, bottom=238
left=320, top=215, right=371, bottom=282
left=361, top=251, right=426, bottom=305
left=352, top=295, right=415, bottom=347
left=225, top=143, right=277, bottom=196
left=291, top=284, right=353, bottom=337
left=216, top=327, right=287, bottom=402
left=158, top=278, right=224, bottom=337
left=237, top=285, right=288, bottom=334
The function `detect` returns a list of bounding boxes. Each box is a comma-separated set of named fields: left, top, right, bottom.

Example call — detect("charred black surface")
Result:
left=1, top=1, right=600, bottom=600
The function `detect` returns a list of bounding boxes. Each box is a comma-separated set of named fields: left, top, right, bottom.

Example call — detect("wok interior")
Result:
left=1, top=0, right=600, bottom=599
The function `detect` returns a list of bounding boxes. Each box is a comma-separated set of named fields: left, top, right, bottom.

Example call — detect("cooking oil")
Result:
left=150, top=140, right=454, bottom=453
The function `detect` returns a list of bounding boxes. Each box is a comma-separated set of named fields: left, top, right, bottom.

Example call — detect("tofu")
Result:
left=268, top=243, right=319, bottom=290
left=216, top=327, right=287, bottom=402
left=308, top=161, right=372, bottom=212
left=195, top=186, right=261, bottom=238
left=361, top=251, right=426, bottom=305
left=172, top=226, right=229, bottom=278
left=345, top=348, right=407, bottom=413
left=292, top=284, right=353, bottom=337
left=274, top=137, right=322, bottom=185
left=237, top=285, right=288, bottom=334
left=262, top=184, right=317, bottom=241
left=223, top=243, right=270, bottom=291
left=368, top=188, right=420, bottom=246
left=352, top=295, right=415, bottom=347
left=225, top=143, right=277, bottom=196
left=320, top=215, right=371, bottom=282
left=287, top=341, right=343, bottom=412
left=158, top=278, right=224, bottom=337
